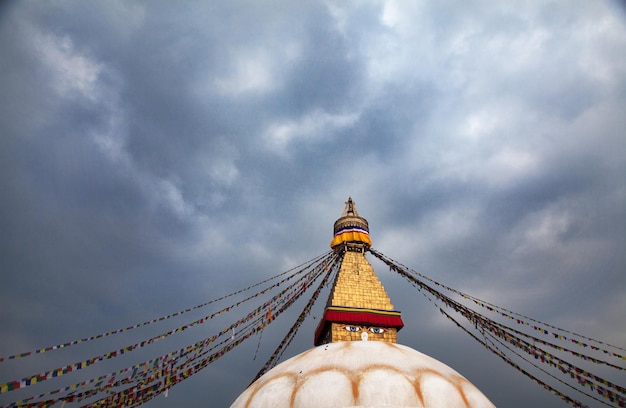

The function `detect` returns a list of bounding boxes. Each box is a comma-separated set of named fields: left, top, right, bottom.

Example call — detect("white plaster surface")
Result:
left=230, top=341, right=495, bottom=408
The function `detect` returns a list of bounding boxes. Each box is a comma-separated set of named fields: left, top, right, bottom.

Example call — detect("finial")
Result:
left=342, top=197, right=359, bottom=217
left=346, top=197, right=354, bottom=216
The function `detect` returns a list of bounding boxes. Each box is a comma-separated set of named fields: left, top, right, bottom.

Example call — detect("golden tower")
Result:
left=314, top=197, right=404, bottom=345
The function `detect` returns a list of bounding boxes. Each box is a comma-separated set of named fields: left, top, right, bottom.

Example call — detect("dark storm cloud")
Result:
left=1, top=1, right=625, bottom=407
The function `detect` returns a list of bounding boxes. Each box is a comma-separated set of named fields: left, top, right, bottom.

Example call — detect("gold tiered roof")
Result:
left=315, top=198, right=403, bottom=345
left=327, top=252, right=394, bottom=310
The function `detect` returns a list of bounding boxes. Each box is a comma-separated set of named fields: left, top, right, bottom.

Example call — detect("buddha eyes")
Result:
left=344, top=326, right=385, bottom=334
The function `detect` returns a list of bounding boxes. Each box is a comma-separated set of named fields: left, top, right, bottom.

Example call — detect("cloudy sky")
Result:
left=1, top=0, right=625, bottom=406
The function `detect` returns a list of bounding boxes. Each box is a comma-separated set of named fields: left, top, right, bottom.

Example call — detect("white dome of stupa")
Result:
left=230, top=341, right=495, bottom=408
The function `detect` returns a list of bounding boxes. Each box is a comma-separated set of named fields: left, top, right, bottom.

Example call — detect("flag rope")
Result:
left=251, top=251, right=342, bottom=383
left=78, top=252, right=339, bottom=408
left=0, top=251, right=332, bottom=364
left=3, top=248, right=621, bottom=408
left=1, top=252, right=336, bottom=407
left=369, top=248, right=625, bottom=408
left=371, top=250, right=625, bottom=358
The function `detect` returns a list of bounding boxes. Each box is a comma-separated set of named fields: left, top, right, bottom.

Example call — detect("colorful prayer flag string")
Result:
left=2, top=252, right=339, bottom=407
left=370, top=249, right=626, bottom=359
left=369, top=248, right=625, bottom=408
left=252, top=252, right=342, bottom=382
left=0, top=251, right=333, bottom=364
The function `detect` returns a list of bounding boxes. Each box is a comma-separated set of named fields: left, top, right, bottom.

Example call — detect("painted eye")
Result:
left=369, top=327, right=385, bottom=334
left=345, top=326, right=361, bottom=332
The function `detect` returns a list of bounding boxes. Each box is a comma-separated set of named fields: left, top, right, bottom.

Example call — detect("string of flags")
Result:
left=0, top=252, right=338, bottom=407
left=0, top=251, right=333, bottom=365
left=3, top=245, right=621, bottom=408
left=0, top=253, right=332, bottom=396
left=252, top=252, right=343, bottom=383
left=373, top=251, right=626, bottom=359
left=3, top=256, right=334, bottom=407
left=87, top=253, right=339, bottom=408
left=439, top=307, right=602, bottom=408
left=369, top=248, right=625, bottom=408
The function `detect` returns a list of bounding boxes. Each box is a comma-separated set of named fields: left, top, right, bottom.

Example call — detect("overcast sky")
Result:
left=1, top=1, right=625, bottom=407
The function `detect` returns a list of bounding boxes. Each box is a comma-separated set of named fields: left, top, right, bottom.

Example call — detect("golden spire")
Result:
left=315, top=198, right=403, bottom=345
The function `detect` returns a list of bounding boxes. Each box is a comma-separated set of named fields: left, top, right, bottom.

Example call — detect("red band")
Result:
left=314, top=309, right=404, bottom=345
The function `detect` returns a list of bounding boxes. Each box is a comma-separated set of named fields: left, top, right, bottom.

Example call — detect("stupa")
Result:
left=230, top=198, right=495, bottom=408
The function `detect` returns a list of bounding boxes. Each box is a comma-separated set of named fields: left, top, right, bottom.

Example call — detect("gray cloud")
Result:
left=1, top=1, right=625, bottom=407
